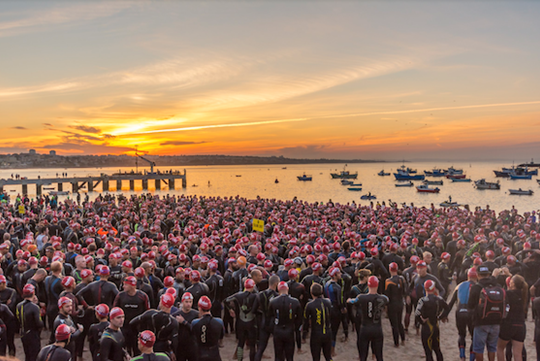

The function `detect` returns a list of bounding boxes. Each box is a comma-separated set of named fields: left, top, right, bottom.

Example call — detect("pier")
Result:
left=0, top=170, right=187, bottom=195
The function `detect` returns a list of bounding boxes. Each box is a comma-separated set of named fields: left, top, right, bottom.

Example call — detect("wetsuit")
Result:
left=77, top=279, right=119, bottom=309
left=44, top=274, right=63, bottom=342
left=385, top=274, right=407, bottom=346
left=88, top=321, right=109, bottom=361
left=17, top=298, right=43, bottom=361
left=36, top=345, right=71, bottom=361
left=113, top=290, right=150, bottom=356
left=130, top=352, right=171, bottom=361
left=300, top=274, right=323, bottom=301
left=447, top=280, right=475, bottom=360
left=324, top=279, right=345, bottom=347
left=402, top=265, right=417, bottom=331
left=349, top=293, right=389, bottom=361
left=205, top=273, right=224, bottom=317
left=437, top=261, right=452, bottom=300
left=226, top=290, right=259, bottom=361
left=415, top=294, right=449, bottom=361
left=171, top=308, right=199, bottom=361
left=130, top=309, right=179, bottom=356
left=100, top=326, right=127, bottom=361
left=192, top=314, right=225, bottom=361
left=53, top=313, right=81, bottom=359
left=0, top=286, right=17, bottom=356
left=269, top=294, right=302, bottom=361
left=303, top=297, right=332, bottom=361
left=186, top=282, right=210, bottom=310
left=254, top=287, right=277, bottom=361
left=0, top=303, right=14, bottom=356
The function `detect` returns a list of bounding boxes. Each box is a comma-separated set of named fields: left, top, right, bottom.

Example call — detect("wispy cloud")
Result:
left=160, top=140, right=207, bottom=146
left=69, top=125, right=101, bottom=134
left=11, top=126, right=27, bottom=130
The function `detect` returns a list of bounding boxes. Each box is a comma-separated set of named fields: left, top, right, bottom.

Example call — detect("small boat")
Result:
left=416, top=185, right=440, bottom=193
left=509, top=188, right=534, bottom=195
left=349, top=183, right=362, bottom=186
left=236, top=175, right=242, bottom=177
left=347, top=187, right=362, bottom=191
left=440, top=199, right=462, bottom=207
left=425, top=169, right=446, bottom=177
left=331, top=170, right=358, bottom=179
left=377, top=170, right=390, bottom=176
left=445, top=166, right=463, bottom=175
left=475, top=179, right=500, bottom=190
left=48, top=191, right=70, bottom=196
left=360, top=193, right=376, bottom=200
left=423, top=180, right=443, bottom=185
left=282, top=167, right=287, bottom=169
left=395, top=181, right=414, bottom=187
left=192, top=184, right=198, bottom=187
left=446, top=174, right=466, bottom=179
left=340, top=180, right=354, bottom=185
left=394, top=166, right=425, bottom=180
left=275, top=178, right=279, bottom=184
left=297, top=173, right=312, bottom=181
left=451, top=178, right=471, bottom=182
left=509, top=173, right=532, bottom=180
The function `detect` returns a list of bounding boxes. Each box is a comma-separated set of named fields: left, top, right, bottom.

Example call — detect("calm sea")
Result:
left=1, top=161, right=539, bottom=213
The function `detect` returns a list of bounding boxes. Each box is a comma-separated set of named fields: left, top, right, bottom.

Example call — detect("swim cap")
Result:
left=95, top=304, right=109, bottom=318
left=139, top=330, right=156, bottom=348
left=198, top=296, right=212, bottom=311
left=278, top=281, right=289, bottom=291
left=367, top=276, right=379, bottom=288
left=424, top=280, right=435, bottom=292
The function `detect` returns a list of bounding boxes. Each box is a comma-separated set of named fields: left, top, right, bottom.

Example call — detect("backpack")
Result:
left=477, top=285, right=506, bottom=322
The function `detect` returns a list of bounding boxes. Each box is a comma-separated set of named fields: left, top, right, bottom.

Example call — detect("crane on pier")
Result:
left=136, top=152, right=156, bottom=174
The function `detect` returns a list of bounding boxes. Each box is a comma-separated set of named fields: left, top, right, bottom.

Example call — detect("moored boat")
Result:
left=347, top=187, right=362, bottom=191
left=360, top=193, right=376, bottom=200
left=451, top=178, right=471, bottom=182
left=340, top=179, right=354, bottom=185
left=509, top=173, right=532, bottom=180
left=423, top=180, right=443, bottom=185
left=509, top=188, right=534, bottom=195
left=416, top=185, right=440, bottom=193
left=377, top=170, right=390, bottom=176
left=446, top=174, right=466, bottom=179
left=474, top=179, right=500, bottom=190
left=394, top=167, right=425, bottom=181
left=297, top=173, right=312, bottom=181
left=331, top=170, right=358, bottom=179
left=395, top=181, right=414, bottom=187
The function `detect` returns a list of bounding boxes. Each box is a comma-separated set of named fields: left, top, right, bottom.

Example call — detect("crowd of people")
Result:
left=0, top=192, right=539, bottom=361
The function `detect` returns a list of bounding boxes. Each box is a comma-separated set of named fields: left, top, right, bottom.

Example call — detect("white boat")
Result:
left=509, top=188, right=533, bottom=195
left=423, top=180, right=443, bottom=185
left=395, top=181, right=414, bottom=187
left=474, top=179, right=500, bottom=190
left=341, top=179, right=354, bottom=185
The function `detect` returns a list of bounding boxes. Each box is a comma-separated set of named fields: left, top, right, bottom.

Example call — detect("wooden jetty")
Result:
left=0, top=170, right=187, bottom=195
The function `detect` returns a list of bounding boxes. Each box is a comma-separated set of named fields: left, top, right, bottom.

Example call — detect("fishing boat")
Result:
left=474, top=179, right=500, bottom=190
left=425, top=169, right=446, bottom=177
left=451, top=178, right=471, bottom=182
left=406, top=168, right=417, bottom=174
left=236, top=175, right=242, bottom=177
left=395, top=181, right=414, bottom=187
left=445, top=166, right=464, bottom=175
left=416, top=185, right=440, bottom=193
left=423, top=180, right=443, bottom=185
left=377, top=170, right=390, bottom=176
left=349, top=183, right=363, bottom=187
left=297, top=173, right=312, bottom=181
left=340, top=180, right=354, bottom=185
left=440, top=197, right=461, bottom=207
left=494, top=166, right=537, bottom=177
left=347, top=187, right=362, bottom=191
left=446, top=174, right=466, bottom=179
left=48, top=191, right=70, bottom=196
left=509, top=188, right=534, bottom=195
left=360, top=193, right=376, bottom=200
left=509, top=173, right=532, bottom=180
left=394, top=167, right=425, bottom=181
left=330, top=169, right=358, bottom=179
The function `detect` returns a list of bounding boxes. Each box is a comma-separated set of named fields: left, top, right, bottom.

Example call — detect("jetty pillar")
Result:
left=103, top=179, right=109, bottom=192
left=71, top=182, right=78, bottom=193
left=88, top=182, right=94, bottom=192
left=36, top=184, right=42, bottom=196
left=116, top=179, right=122, bottom=191
left=22, top=184, right=28, bottom=195
left=182, top=169, right=187, bottom=188
left=142, top=179, right=148, bottom=190
left=169, top=179, right=175, bottom=190
left=57, top=183, right=63, bottom=191
left=155, top=179, right=161, bottom=190
left=130, top=180, right=135, bottom=191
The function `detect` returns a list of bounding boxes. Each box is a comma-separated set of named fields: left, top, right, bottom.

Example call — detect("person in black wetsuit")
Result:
left=437, top=252, right=453, bottom=301
left=205, top=260, right=224, bottom=317
left=303, top=283, right=332, bottom=361
left=44, top=260, right=64, bottom=343
left=186, top=270, right=209, bottom=310
left=269, top=281, right=302, bottom=361
left=0, top=302, right=14, bottom=356
left=192, top=296, right=225, bottom=361
left=172, top=292, right=199, bottom=361
left=254, top=275, right=279, bottom=361
left=100, top=307, right=128, bottom=361
left=113, top=276, right=150, bottom=356
left=226, top=277, right=259, bottom=361
left=53, top=296, right=83, bottom=360
left=129, top=293, right=179, bottom=358
left=300, top=262, right=323, bottom=302
left=323, top=266, right=345, bottom=356
left=36, top=324, right=72, bottom=361
left=384, top=262, right=407, bottom=347
left=347, top=276, right=389, bottom=361
left=77, top=266, right=119, bottom=310
left=16, top=284, right=43, bottom=361
left=415, top=279, right=450, bottom=361
left=0, top=274, right=18, bottom=357
left=131, top=330, right=171, bottom=361
left=88, top=304, right=110, bottom=361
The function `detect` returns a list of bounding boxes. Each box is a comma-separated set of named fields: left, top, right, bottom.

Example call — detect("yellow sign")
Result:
left=253, top=218, right=264, bottom=233
left=18, top=205, right=25, bottom=215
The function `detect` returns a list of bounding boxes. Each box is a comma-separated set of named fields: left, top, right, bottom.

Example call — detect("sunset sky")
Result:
left=1, top=2, right=540, bottom=161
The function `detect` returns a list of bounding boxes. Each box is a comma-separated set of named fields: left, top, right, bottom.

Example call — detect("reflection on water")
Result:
left=1, top=161, right=539, bottom=213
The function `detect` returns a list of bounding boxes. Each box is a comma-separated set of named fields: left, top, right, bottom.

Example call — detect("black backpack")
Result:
left=477, top=284, right=506, bottom=323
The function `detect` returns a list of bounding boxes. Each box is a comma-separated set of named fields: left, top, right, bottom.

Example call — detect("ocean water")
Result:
left=1, top=161, right=539, bottom=213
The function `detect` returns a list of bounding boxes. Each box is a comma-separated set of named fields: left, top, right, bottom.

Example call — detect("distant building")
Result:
left=29, top=149, right=36, bottom=155
left=49, top=150, right=56, bottom=156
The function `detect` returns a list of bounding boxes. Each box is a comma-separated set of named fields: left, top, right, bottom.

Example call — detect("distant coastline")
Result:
left=0, top=153, right=386, bottom=170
